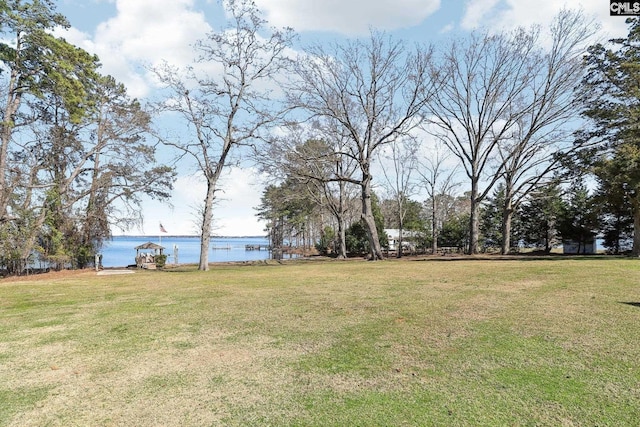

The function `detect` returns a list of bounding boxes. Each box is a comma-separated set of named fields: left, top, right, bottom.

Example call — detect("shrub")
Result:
left=155, top=254, right=167, bottom=268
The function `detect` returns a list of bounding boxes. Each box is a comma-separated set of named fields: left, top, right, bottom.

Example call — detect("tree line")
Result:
left=257, top=10, right=640, bottom=259
left=1, top=0, right=638, bottom=274
left=0, top=0, right=174, bottom=274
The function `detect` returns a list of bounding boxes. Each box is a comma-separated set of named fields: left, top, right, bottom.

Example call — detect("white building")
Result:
left=384, top=229, right=417, bottom=251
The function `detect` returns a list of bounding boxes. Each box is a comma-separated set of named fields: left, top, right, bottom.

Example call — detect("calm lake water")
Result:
left=101, top=236, right=272, bottom=268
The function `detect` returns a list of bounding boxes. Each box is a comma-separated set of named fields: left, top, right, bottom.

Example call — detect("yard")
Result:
left=1, top=257, right=639, bottom=426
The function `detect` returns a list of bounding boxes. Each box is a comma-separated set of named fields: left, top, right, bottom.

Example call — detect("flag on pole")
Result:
left=160, top=222, right=168, bottom=233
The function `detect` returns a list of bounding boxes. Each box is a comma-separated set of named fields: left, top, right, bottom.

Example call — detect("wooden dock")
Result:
left=245, top=244, right=269, bottom=251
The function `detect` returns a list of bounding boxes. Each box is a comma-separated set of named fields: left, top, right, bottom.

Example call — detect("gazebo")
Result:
left=134, top=242, right=165, bottom=269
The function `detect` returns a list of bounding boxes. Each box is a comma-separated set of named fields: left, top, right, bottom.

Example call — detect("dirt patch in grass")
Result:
left=5, top=330, right=307, bottom=426
left=1, top=268, right=97, bottom=284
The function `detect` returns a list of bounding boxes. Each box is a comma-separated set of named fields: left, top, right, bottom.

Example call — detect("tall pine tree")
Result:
left=580, top=18, right=640, bottom=255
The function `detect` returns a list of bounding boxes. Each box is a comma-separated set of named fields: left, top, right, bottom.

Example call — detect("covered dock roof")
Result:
left=134, top=242, right=165, bottom=251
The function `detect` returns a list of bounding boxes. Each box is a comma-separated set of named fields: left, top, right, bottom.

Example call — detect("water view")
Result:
left=101, top=236, right=272, bottom=268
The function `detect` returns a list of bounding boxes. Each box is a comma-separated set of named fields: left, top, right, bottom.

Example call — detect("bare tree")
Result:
left=289, top=32, right=438, bottom=260
left=291, top=138, right=359, bottom=259
left=425, top=28, right=540, bottom=254
left=260, top=120, right=360, bottom=258
left=152, top=0, right=294, bottom=270
left=496, top=10, right=595, bottom=254
left=418, top=142, right=460, bottom=254
left=378, top=136, right=419, bottom=257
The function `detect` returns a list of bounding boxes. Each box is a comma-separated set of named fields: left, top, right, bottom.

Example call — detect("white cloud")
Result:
left=96, top=0, right=209, bottom=63
left=439, top=22, right=455, bottom=34
left=460, top=0, right=627, bottom=39
left=137, top=167, right=266, bottom=237
left=255, top=0, right=441, bottom=35
left=460, top=0, right=500, bottom=30
left=58, top=0, right=212, bottom=97
left=214, top=167, right=268, bottom=236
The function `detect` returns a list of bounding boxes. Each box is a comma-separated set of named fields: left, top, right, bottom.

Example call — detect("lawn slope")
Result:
left=1, top=258, right=639, bottom=426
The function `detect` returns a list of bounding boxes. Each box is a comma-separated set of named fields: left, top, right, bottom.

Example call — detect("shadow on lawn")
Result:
left=411, top=255, right=623, bottom=262
left=620, top=302, right=640, bottom=309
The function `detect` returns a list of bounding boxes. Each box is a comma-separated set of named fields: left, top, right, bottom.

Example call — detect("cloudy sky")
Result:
left=56, top=0, right=627, bottom=236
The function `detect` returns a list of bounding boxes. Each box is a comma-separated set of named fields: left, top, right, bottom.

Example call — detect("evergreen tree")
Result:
left=481, top=184, right=525, bottom=252
left=438, top=214, right=470, bottom=251
left=481, top=185, right=506, bottom=251
left=558, top=180, right=598, bottom=254
left=0, top=0, right=100, bottom=221
left=593, top=157, right=634, bottom=253
left=345, top=193, right=388, bottom=256
left=256, top=179, right=321, bottom=252
left=519, top=182, right=565, bottom=252
left=580, top=18, right=640, bottom=254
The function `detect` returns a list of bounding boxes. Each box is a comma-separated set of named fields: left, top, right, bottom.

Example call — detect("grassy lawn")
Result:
left=1, top=257, right=639, bottom=426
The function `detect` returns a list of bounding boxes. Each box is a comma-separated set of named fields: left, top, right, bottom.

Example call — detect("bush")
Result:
left=345, top=221, right=368, bottom=255
left=155, top=254, right=167, bottom=268
left=76, top=246, right=93, bottom=269
left=316, top=226, right=336, bottom=255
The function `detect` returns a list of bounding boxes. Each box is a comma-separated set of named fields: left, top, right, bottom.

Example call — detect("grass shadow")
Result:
left=620, top=302, right=640, bottom=309
left=411, top=254, right=623, bottom=262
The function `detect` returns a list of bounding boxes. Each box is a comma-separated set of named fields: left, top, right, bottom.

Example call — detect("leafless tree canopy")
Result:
left=152, top=0, right=294, bottom=270
left=288, top=31, right=438, bottom=259
left=418, top=142, right=460, bottom=254
left=378, top=136, right=420, bottom=257
left=495, top=10, right=595, bottom=253
left=424, top=9, right=593, bottom=254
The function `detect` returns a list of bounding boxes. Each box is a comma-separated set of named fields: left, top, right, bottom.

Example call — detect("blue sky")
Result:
left=54, top=0, right=627, bottom=236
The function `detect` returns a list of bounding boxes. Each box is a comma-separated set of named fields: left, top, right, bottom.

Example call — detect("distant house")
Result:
left=384, top=229, right=417, bottom=252
left=562, top=240, right=596, bottom=254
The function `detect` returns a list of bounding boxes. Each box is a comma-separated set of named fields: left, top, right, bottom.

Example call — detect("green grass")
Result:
left=1, top=258, right=640, bottom=426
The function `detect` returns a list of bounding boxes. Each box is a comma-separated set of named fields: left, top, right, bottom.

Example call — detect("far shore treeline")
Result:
left=1, top=1, right=639, bottom=276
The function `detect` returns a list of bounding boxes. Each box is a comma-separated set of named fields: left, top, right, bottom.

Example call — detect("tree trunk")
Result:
left=361, top=176, right=384, bottom=260
left=469, top=204, right=480, bottom=254
left=545, top=221, right=552, bottom=253
left=431, top=197, right=438, bottom=255
left=633, top=203, right=640, bottom=257
left=20, top=209, right=48, bottom=260
left=337, top=215, right=347, bottom=259
left=199, top=180, right=216, bottom=271
left=397, top=220, right=403, bottom=258
left=501, top=197, right=513, bottom=255
left=0, top=69, right=22, bottom=221
left=334, top=168, right=347, bottom=259
left=83, top=146, right=102, bottom=246
left=469, top=178, right=480, bottom=254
